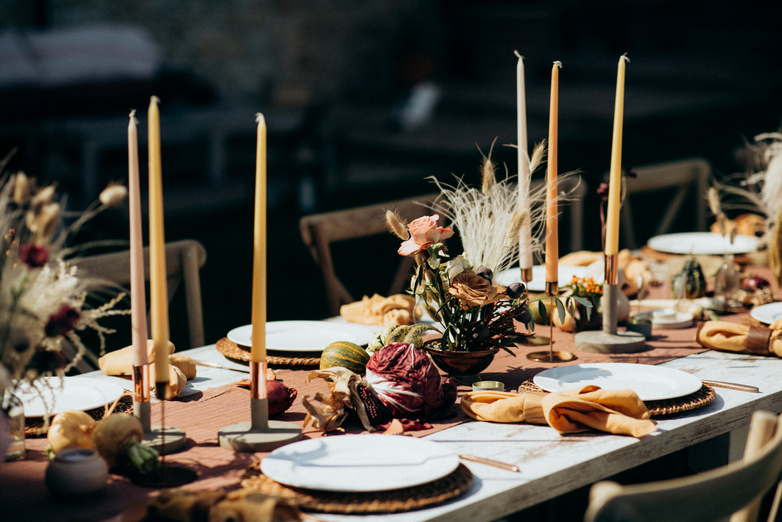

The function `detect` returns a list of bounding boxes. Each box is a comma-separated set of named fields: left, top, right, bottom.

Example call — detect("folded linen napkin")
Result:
left=696, top=321, right=782, bottom=357
left=461, top=385, right=656, bottom=438
left=340, top=293, right=420, bottom=326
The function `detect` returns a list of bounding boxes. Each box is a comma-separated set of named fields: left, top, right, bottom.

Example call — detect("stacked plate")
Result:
left=261, top=435, right=459, bottom=492
left=226, top=321, right=379, bottom=353
left=533, top=363, right=703, bottom=402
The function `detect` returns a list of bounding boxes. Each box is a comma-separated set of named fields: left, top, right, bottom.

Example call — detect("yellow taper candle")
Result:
left=545, top=62, right=561, bottom=286
left=148, top=96, right=170, bottom=384
left=515, top=51, right=533, bottom=272
left=251, top=113, right=267, bottom=364
left=128, top=110, right=147, bottom=367
left=604, top=54, right=629, bottom=256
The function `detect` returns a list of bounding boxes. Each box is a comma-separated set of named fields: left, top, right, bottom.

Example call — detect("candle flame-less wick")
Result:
left=514, top=50, right=524, bottom=60
left=553, top=60, right=563, bottom=69
left=129, top=109, right=136, bottom=119
left=255, top=112, right=265, bottom=124
left=151, top=95, right=161, bottom=105
left=621, top=53, right=631, bottom=63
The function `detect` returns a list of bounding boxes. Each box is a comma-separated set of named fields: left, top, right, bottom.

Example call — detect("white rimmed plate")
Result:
left=496, top=265, right=587, bottom=292
left=14, top=376, right=125, bottom=418
left=260, top=434, right=459, bottom=492
left=227, top=321, right=379, bottom=352
left=533, top=362, right=702, bottom=401
left=750, top=302, right=782, bottom=325
left=647, top=232, right=761, bottom=255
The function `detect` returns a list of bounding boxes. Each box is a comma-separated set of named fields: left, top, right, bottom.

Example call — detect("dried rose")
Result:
left=18, top=243, right=48, bottom=268
left=45, top=304, right=81, bottom=338
left=398, top=215, right=453, bottom=256
left=448, top=269, right=500, bottom=308
left=35, top=349, right=68, bottom=373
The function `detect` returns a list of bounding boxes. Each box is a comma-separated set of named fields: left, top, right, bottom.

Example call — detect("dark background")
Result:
left=0, top=0, right=781, bottom=353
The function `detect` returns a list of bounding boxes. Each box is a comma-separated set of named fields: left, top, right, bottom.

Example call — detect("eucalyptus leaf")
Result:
left=554, top=297, right=567, bottom=324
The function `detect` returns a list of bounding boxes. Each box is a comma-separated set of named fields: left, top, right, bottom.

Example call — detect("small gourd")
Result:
left=320, top=341, right=370, bottom=374
left=671, top=257, right=707, bottom=299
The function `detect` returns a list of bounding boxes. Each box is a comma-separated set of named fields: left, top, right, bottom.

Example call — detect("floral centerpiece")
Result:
left=0, top=168, right=129, bottom=395
left=385, top=150, right=542, bottom=354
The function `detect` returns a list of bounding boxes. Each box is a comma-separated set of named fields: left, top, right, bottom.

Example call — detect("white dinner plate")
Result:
left=533, top=362, right=702, bottom=401
left=750, top=302, right=782, bottom=325
left=227, top=321, right=379, bottom=352
left=261, top=434, right=459, bottom=492
left=14, top=376, right=126, bottom=418
left=496, top=265, right=587, bottom=292
left=647, top=232, right=761, bottom=255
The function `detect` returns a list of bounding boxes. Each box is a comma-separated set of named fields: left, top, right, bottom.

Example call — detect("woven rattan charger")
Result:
left=241, top=461, right=473, bottom=514
left=216, top=337, right=320, bottom=367
left=518, top=380, right=716, bottom=417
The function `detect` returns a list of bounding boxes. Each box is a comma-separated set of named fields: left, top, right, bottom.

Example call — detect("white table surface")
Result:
left=87, top=346, right=782, bottom=521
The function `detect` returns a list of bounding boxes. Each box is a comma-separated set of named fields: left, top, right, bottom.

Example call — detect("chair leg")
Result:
left=181, top=245, right=205, bottom=348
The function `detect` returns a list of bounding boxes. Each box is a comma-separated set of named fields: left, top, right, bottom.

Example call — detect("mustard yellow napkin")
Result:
left=461, top=385, right=656, bottom=438
left=340, top=293, right=419, bottom=326
left=696, top=321, right=782, bottom=357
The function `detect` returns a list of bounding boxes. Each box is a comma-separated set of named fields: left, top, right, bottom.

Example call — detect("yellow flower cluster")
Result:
left=570, top=276, right=602, bottom=296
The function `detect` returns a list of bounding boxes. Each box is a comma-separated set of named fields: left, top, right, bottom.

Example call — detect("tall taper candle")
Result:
left=515, top=51, right=533, bottom=273
left=604, top=54, right=629, bottom=256
left=128, top=110, right=147, bottom=367
left=545, top=62, right=561, bottom=288
left=251, top=113, right=267, bottom=364
left=148, top=96, right=170, bottom=385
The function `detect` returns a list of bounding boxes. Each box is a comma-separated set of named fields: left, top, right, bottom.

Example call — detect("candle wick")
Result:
left=553, top=60, right=563, bottom=69
left=621, top=53, right=631, bottom=63
left=151, top=95, right=161, bottom=104
left=255, top=112, right=264, bottom=124
left=129, top=109, right=136, bottom=119
left=514, top=50, right=524, bottom=60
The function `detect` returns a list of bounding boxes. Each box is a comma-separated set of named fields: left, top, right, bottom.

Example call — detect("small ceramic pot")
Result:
left=46, top=448, right=109, bottom=497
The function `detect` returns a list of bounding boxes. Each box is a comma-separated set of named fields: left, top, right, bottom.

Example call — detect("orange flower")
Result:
left=398, top=215, right=454, bottom=256
left=448, top=269, right=501, bottom=308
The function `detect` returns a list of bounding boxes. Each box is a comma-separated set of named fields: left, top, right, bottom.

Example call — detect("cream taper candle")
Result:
left=128, top=110, right=147, bottom=367
left=515, top=52, right=533, bottom=272
left=604, top=54, right=629, bottom=256
left=148, top=96, right=169, bottom=384
left=545, top=62, right=561, bottom=286
left=251, top=113, right=267, bottom=364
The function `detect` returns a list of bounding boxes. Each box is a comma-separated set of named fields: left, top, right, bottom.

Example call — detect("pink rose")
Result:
left=397, top=215, right=453, bottom=256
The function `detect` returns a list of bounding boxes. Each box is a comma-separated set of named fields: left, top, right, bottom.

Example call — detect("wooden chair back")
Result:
left=618, top=157, right=711, bottom=250
left=299, top=194, right=442, bottom=316
left=530, top=173, right=588, bottom=255
left=74, top=239, right=207, bottom=349
left=585, top=410, right=782, bottom=522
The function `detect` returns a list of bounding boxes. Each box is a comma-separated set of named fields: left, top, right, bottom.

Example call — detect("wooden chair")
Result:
left=618, top=157, right=711, bottom=250
left=530, top=173, right=588, bottom=254
left=73, top=239, right=207, bottom=350
left=299, top=194, right=442, bottom=316
left=584, top=410, right=782, bottom=522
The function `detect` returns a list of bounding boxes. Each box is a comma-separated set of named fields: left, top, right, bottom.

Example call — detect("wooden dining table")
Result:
left=2, top=271, right=781, bottom=522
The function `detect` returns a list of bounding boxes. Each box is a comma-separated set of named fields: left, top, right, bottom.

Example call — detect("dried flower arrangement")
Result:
left=0, top=162, right=129, bottom=393
left=709, top=132, right=782, bottom=281
left=384, top=145, right=556, bottom=352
